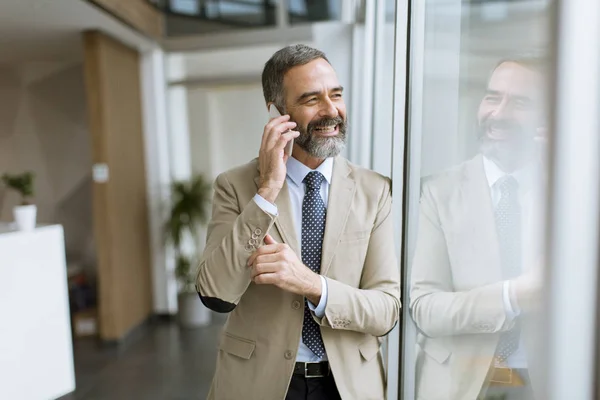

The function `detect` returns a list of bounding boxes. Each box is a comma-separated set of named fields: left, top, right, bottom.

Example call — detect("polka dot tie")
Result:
left=301, top=171, right=326, bottom=358
left=494, top=176, right=521, bottom=364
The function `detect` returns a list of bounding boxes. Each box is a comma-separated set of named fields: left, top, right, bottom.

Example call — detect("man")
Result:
left=196, top=44, right=400, bottom=400
left=410, top=56, right=547, bottom=400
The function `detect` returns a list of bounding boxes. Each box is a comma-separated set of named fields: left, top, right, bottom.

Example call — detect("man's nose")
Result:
left=318, top=98, right=339, bottom=119
left=490, top=97, right=510, bottom=119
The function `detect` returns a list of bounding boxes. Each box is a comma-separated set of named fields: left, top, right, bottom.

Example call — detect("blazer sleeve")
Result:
left=315, top=178, right=401, bottom=337
left=196, top=172, right=276, bottom=313
left=409, top=181, right=512, bottom=337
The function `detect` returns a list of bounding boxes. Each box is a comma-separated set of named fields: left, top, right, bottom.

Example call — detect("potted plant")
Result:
left=165, top=174, right=212, bottom=328
left=2, top=171, right=36, bottom=231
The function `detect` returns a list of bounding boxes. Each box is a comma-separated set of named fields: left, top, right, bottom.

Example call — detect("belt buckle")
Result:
left=305, top=362, right=325, bottom=379
left=489, top=365, right=526, bottom=387
left=490, top=366, right=513, bottom=385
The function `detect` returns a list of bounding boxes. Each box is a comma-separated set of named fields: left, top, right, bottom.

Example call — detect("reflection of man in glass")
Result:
left=410, top=55, right=546, bottom=400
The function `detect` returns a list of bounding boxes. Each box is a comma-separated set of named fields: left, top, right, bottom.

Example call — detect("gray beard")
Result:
left=295, top=118, right=348, bottom=159
left=296, top=132, right=346, bottom=159
left=479, top=136, right=535, bottom=173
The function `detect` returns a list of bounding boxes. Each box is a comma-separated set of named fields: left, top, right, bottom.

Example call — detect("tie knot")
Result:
left=499, top=175, right=519, bottom=195
left=304, top=171, right=325, bottom=191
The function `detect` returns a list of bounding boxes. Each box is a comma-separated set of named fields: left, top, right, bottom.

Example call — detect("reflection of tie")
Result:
left=301, top=171, right=326, bottom=358
left=494, top=176, right=521, bottom=364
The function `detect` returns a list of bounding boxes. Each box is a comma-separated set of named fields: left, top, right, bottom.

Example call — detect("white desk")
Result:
left=0, top=224, right=75, bottom=400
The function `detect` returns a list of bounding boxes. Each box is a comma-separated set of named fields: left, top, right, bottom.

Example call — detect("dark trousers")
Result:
left=285, top=374, right=342, bottom=400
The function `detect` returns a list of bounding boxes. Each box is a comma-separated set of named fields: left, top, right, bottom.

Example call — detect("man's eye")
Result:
left=485, top=95, right=501, bottom=103
left=514, top=99, right=531, bottom=109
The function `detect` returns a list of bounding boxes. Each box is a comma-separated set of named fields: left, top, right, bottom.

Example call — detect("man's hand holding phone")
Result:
left=258, top=106, right=299, bottom=204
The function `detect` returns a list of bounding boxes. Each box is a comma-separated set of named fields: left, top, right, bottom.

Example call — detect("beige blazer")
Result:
left=196, top=156, right=401, bottom=400
left=410, top=154, right=545, bottom=400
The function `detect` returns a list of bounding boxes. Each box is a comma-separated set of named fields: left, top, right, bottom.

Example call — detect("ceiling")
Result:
left=0, top=0, right=156, bottom=64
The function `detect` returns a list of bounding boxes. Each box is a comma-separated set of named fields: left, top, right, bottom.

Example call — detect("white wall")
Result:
left=188, top=83, right=265, bottom=180
left=167, top=45, right=284, bottom=83
left=141, top=48, right=179, bottom=314
left=0, top=62, right=94, bottom=275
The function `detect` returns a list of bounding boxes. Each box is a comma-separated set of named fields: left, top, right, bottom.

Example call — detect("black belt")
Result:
left=293, top=361, right=330, bottom=378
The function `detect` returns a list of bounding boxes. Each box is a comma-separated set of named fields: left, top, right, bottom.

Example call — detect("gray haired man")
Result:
left=196, top=44, right=400, bottom=399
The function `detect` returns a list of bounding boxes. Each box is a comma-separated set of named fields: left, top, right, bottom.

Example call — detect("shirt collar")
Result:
left=286, top=156, right=334, bottom=187
left=482, top=156, right=537, bottom=191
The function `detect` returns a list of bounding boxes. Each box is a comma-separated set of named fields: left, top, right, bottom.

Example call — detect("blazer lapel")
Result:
left=253, top=172, right=300, bottom=256
left=461, top=154, right=503, bottom=282
left=321, top=157, right=356, bottom=276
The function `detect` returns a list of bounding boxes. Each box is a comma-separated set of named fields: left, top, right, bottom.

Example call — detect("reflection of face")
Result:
left=282, top=58, right=347, bottom=159
left=477, top=62, right=543, bottom=171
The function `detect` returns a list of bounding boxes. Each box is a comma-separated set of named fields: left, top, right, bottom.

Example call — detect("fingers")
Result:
left=267, top=122, right=297, bottom=146
left=261, top=116, right=288, bottom=148
left=268, top=114, right=290, bottom=125
left=247, top=242, right=289, bottom=266
left=247, top=243, right=279, bottom=266
left=253, top=272, right=278, bottom=285
left=250, top=262, right=280, bottom=280
left=252, top=252, right=280, bottom=265
left=262, top=117, right=296, bottom=149
left=264, top=234, right=277, bottom=245
left=274, top=130, right=300, bottom=151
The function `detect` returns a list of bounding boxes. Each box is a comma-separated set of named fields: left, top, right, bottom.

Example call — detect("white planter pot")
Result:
left=13, top=205, right=37, bottom=231
left=178, top=292, right=211, bottom=328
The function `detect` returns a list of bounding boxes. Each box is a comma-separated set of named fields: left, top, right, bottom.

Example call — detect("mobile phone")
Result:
left=269, top=104, right=294, bottom=156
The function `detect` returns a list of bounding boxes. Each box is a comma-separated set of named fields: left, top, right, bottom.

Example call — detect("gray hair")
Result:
left=489, top=51, right=549, bottom=82
left=261, top=44, right=330, bottom=112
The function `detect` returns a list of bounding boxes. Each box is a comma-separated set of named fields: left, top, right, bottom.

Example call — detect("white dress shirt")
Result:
left=483, top=156, right=540, bottom=369
left=252, top=156, right=334, bottom=362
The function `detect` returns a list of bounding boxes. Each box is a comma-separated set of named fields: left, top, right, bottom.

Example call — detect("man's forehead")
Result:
left=487, top=62, right=541, bottom=96
left=283, top=59, right=339, bottom=91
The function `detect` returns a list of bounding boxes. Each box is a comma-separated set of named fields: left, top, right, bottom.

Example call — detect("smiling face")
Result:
left=477, top=61, right=544, bottom=171
left=282, top=58, right=348, bottom=159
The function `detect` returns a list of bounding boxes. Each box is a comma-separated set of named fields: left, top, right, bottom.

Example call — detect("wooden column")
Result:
left=83, top=31, right=153, bottom=341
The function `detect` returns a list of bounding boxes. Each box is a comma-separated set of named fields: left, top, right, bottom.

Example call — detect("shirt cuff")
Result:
left=253, top=194, right=278, bottom=216
left=503, top=280, right=521, bottom=321
left=307, top=276, right=328, bottom=318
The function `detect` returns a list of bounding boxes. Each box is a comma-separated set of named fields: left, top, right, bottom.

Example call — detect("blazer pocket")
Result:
left=359, top=338, right=381, bottom=362
left=219, top=332, right=256, bottom=360
left=418, top=339, right=451, bottom=364
left=339, top=229, right=371, bottom=243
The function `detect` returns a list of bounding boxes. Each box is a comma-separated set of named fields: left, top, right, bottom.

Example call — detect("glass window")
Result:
left=204, top=0, right=276, bottom=26
left=170, top=0, right=200, bottom=15
left=385, top=0, right=395, bottom=22
left=288, top=0, right=342, bottom=24
left=398, top=1, right=553, bottom=399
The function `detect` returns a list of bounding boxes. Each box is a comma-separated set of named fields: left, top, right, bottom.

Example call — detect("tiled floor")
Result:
left=57, top=313, right=226, bottom=400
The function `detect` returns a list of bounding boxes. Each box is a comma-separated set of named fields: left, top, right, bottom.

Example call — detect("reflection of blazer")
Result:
left=196, top=156, right=400, bottom=400
left=410, top=154, right=544, bottom=400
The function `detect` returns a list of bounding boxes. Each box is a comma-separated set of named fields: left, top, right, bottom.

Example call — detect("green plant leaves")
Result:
left=2, top=171, right=35, bottom=205
left=164, top=174, right=212, bottom=292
